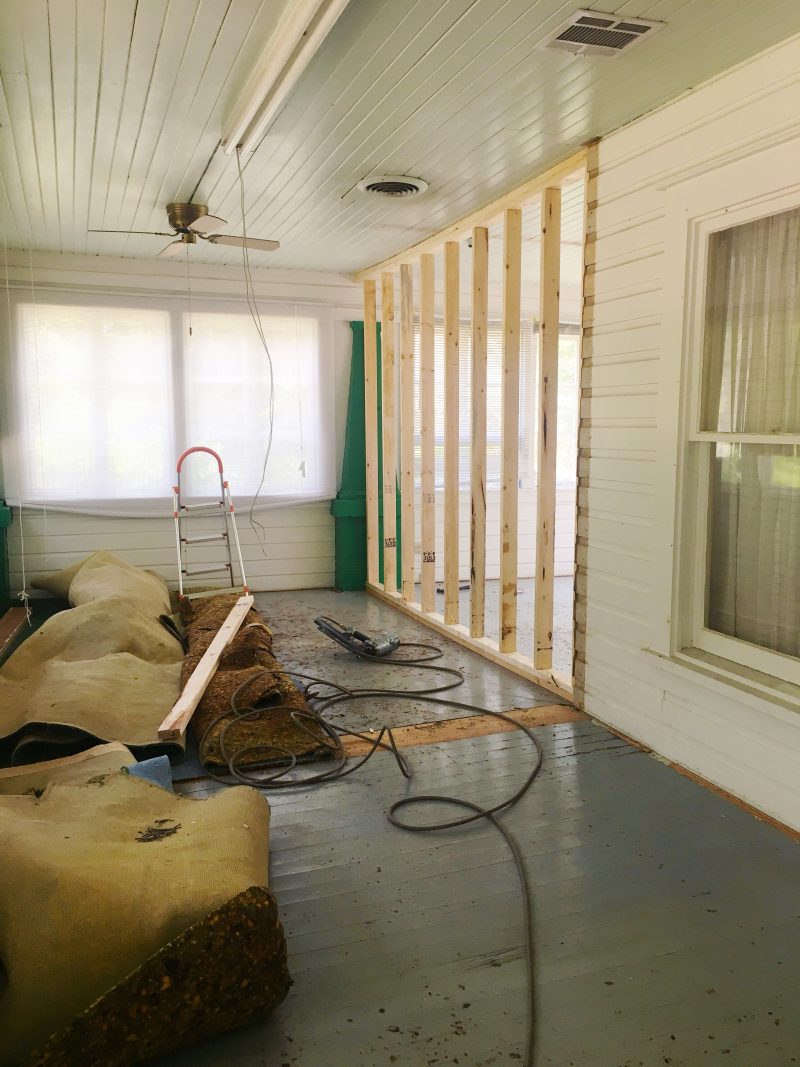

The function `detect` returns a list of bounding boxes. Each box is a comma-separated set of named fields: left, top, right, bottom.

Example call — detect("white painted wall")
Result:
left=581, top=34, right=800, bottom=829
left=0, top=252, right=361, bottom=593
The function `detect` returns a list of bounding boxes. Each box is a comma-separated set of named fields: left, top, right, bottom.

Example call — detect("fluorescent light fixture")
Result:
left=222, top=0, right=351, bottom=156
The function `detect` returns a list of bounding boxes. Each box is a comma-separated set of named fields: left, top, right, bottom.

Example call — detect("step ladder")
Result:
left=172, top=446, right=248, bottom=600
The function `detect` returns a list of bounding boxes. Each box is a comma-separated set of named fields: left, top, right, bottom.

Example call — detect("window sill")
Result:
left=644, top=645, right=800, bottom=721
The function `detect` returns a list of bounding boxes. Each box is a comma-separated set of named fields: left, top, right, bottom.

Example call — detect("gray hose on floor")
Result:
left=197, top=626, right=543, bottom=1066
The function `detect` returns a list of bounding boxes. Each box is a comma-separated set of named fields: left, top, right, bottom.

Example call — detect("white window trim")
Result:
left=0, top=286, right=335, bottom=516
left=650, top=134, right=800, bottom=692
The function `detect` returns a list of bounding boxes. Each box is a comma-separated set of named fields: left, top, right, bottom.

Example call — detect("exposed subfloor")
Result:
left=163, top=589, right=800, bottom=1067
left=425, top=576, right=574, bottom=679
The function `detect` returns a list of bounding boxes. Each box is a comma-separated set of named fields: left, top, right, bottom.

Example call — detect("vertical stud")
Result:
left=470, top=226, right=489, bottom=637
left=381, top=272, right=397, bottom=593
left=399, top=263, right=415, bottom=601
left=444, top=241, right=460, bottom=626
left=420, top=253, right=436, bottom=612
left=499, top=209, right=522, bottom=653
left=534, top=188, right=562, bottom=668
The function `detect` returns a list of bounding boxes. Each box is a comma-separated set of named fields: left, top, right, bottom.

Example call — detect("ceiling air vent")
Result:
left=540, top=10, right=663, bottom=57
left=357, top=175, right=429, bottom=198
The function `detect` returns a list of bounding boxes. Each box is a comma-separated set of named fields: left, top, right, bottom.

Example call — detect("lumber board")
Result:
left=499, top=208, right=522, bottom=653
left=340, top=703, right=585, bottom=756
left=399, top=263, right=415, bottom=601
left=363, top=279, right=380, bottom=585
left=443, top=240, right=460, bottom=626
left=158, top=594, right=254, bottom=740
left=470, top=225, right=489, bottom=638
left=419, top=253, right=436, bottom=613
left=534, top=187, right=562, bottom=669
left=380, top=272, right=397, bottom=593
left=0, top=606, right=28, bottom=661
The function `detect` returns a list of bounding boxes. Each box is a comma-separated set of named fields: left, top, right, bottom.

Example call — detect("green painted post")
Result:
left=331, top=321, right=399, bottom=590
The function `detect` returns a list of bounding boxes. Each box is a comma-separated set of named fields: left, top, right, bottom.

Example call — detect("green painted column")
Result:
left=331, top=321, right=400, bottom=590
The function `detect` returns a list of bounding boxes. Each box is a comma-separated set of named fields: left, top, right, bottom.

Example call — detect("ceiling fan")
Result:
left=89, top=202, right=280, bottom=258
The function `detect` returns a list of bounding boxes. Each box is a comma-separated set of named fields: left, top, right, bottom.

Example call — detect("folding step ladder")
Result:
left=172, top=446, right=248, bottom=600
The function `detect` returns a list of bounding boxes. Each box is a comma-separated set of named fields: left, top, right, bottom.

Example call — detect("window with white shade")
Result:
left=684, top=204, right=800, bottom=683
left=2, top=293, right=334, bottom=513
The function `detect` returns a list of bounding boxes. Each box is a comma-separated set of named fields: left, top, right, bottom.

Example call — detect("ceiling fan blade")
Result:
left=189, top=213, right=227, bottom=234
left=205, top=234, right=280, bottom=252
left=89, top=229, right=176, bottom=236
left=158, top=240, right=187, bottom=258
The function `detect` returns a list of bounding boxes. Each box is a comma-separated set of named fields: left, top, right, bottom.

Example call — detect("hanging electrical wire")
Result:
left=235, top=146, right=276, bottom=554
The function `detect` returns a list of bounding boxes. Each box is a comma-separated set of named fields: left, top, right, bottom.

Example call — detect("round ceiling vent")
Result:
left=357, top=174, right=429, bottom=198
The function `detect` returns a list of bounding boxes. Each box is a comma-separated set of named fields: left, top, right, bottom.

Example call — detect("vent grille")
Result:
left=541, top=10, right=663, bottom=57
left=357, top=174, right=429, bottom=198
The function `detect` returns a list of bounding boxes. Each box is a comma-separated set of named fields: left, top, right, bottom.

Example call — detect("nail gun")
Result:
left=314, top=616, right=401, bottom=658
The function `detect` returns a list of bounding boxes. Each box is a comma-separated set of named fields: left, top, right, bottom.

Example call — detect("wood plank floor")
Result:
left=157, top=591, right=800, bottom=1067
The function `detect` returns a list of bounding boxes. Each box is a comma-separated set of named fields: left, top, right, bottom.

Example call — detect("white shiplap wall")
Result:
left=580, top=35, right=800, bottom=830
left=1, top=252, right=361, bottom=593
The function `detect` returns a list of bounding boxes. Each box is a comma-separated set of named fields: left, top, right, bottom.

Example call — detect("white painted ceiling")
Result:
left=1, top=0, right=800, bottom=273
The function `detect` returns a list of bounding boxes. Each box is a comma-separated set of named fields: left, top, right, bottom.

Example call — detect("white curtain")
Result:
left=704, top=206, right=800, bottom=657
left=1, top=292, right=335, bottom=515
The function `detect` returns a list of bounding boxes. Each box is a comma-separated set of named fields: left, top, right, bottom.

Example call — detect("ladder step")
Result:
left=181, top=565, right=232, bottom=577
left=181, top=501, right=224, bottom=511
left=181, top=533, right=228, bottom=545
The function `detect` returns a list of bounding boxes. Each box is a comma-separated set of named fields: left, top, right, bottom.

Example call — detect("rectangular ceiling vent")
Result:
left=540, top=10, right=664, bottom=57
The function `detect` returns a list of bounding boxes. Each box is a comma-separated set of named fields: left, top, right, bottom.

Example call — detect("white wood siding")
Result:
left=1, top=251, right=360, bottom=594
left=581, top=35, right=800, bottom=830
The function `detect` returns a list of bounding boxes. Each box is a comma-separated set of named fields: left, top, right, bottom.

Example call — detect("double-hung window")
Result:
left=679, top=202, right=800, bottom=686
left=1, top=292, right=335, bottom=513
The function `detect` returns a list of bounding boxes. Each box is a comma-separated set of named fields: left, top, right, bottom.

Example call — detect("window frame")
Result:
left=1, top=287, right=334, bottom=515
left=652, top=136, right=800, bottom=690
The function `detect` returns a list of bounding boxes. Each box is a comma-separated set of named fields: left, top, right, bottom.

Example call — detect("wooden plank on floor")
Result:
left=341, top=703, right=586, bottom=756
left=399, top=262, right=415, bottom=602
left=363, top=279, right=380, bottom=585
left=0, top=607, right=28, bottom=660
left=419, top=253, right=436, bottom=613
left=470, top=225, right=489, bottom=638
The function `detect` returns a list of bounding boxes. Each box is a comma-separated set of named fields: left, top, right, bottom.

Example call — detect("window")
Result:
left=2, top=293, right=334, bottom=513
left=684, top=205, right=800, bottom=683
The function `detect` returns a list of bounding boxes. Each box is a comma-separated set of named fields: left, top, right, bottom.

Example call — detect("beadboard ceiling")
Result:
left=1, top=0, right=799, bottom=273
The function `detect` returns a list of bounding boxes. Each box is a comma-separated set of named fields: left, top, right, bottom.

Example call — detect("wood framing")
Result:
left=419, top=253, right=436, bottom=612
left=443, top=240, right=460, bottom=626
left=367, top=581, right=573, bottom=701
left=158, top=594, right=254, bottom=740
left=363, top=279, right=379, bottom=585
left=534, top=187, right=562, bottom=669
left=499, top=208, right=522, bottom=653
left=380, top=272, right=397, bottom=593
left=0, top=607, right=28, bottom=662
left=470, top=226, right=489, bottom=638
left=352, top=148, right=587, bottom=280
left=399, top=263, right=415, bottom=601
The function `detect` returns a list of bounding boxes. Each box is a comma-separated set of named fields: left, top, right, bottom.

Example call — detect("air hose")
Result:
left=197, top=619, right=543, bottom=1066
